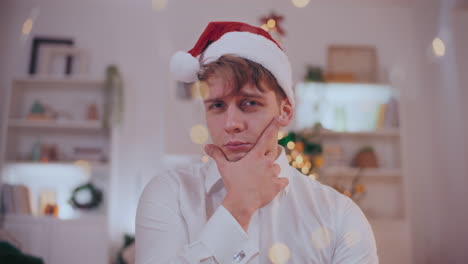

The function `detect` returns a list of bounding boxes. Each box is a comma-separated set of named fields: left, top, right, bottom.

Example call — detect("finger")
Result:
left=276, top=177, right=289, bottom=191
left=272, top=163, right=281, bottom=176
left=204, top=144, right=227, bottom=167
left=249, top=117, right=280, bottom=157
left=265, top=146, right=277, bottom=161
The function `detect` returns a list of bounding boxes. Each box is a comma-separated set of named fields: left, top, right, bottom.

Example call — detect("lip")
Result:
left=224, top=141, right=252, bottom=150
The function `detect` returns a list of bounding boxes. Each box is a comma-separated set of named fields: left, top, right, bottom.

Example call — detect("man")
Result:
left=136, top=21, right=378, bottom=264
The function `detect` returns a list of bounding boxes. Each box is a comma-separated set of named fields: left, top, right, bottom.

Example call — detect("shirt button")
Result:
left=233, top=250, right=246, bottom=262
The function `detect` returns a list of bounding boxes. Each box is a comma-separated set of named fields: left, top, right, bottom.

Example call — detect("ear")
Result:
left=278, top=99, right=294, bottom=127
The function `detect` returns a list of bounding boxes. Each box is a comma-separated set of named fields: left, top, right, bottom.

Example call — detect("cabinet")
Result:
left=3, top=214, right=109, bottom=264
left=294, top=82, right=411, bottom=264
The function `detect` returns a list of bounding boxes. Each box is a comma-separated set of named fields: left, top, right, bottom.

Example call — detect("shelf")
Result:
left=5, top=160, right=109, bottom=168
left=4, top=213, right=107, bottom=224
left=302, top=128, right=400, bottom=138
left=319, top=166, right=402, bottom=182
left=8, top=119, right=104, bottom=130
left=13, top=77, right=105, bottom=87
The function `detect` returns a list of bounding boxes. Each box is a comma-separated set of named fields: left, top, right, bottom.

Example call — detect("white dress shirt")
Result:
left=136, top=146, right=378, bottom=264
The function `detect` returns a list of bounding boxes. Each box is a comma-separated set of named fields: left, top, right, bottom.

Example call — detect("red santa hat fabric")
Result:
left=170, top=21, right=294, bottom=107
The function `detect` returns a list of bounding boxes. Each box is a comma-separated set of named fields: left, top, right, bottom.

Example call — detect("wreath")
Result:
left=69, top=182, right=103, bottom=210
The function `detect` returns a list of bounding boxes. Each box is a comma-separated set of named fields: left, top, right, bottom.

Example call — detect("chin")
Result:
left=225, top=151, right=248, bottom=162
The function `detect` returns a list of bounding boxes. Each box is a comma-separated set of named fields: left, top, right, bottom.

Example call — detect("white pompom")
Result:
left=170, top=51, right=200, bottom=83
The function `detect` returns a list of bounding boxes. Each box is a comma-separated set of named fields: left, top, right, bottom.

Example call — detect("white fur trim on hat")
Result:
left=170, top=51, right=200, bottom=83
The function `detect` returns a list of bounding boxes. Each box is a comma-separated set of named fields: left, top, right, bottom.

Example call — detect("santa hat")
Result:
left=170, top=21, right=294, bottom=107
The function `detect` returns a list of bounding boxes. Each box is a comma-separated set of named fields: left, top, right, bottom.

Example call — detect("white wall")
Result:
left=454, top=10, right=468, bottom=169
left=402, top=1, right=468, bottom=263
left=0, top=1, right=10, bottom=176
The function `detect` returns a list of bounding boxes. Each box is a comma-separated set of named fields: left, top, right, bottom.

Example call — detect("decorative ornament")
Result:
left=259, top=12, right=286, bottom=36
left=279, top=128, right=367, bottom=203
left=278, top=131, right=323, bottom=178
left=352, top=146, right=379, bottom=168
left=27, top=100, right=48, bottom=120
left=86, top=103, right=99, bottom=121
left=331, top=168, right=366, bottom=203
left=304, top=65, right=324, bottom=82
left=69, top=182, right=103, bottom=210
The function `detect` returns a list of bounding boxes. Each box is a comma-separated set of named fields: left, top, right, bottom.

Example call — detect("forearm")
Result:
left=136, top=200, right=258, bottom=264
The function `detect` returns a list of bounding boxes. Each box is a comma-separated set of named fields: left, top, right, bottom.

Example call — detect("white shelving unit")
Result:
left=320, top=166, right=402, bottom=180
left=11, top=77, right=104, bottom=87
left=0, top=77, right=112, bottom=263
left=303, top=128, right=400, bottom=138
left=295, top=82, right=410, bottom=263
left=1, top=77, right=109, bottom=164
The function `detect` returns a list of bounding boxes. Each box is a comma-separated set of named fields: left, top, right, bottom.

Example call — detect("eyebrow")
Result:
left=204, top=91, right=264, bottom=103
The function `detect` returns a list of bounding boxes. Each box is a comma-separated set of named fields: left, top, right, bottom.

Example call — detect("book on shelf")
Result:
left=1, top=184, right=32, bottom=215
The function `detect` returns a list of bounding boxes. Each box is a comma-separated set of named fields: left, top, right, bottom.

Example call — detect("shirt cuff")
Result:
left=198, top=205, right=258, bottom=263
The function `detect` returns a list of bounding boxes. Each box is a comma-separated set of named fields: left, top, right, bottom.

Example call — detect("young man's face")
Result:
left=204, top=76, right=291, bottom=162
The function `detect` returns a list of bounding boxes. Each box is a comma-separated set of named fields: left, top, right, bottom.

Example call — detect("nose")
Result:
left=224, top=104, right=246, bottom=134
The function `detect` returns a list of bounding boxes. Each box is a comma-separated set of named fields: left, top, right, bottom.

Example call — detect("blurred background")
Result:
left=0, top=0, right=467, bottom=263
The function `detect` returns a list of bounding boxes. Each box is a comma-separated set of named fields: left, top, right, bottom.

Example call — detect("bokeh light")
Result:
left=201, top=155, right=210, bottom=163
left=311, top=226, right=332, bottom=249
left=291, top=0, right=311, bottom=8
left=287, top=141, right=295, bottom=150
left=308, top=173, right=317, bottom=180
left=74, top=160, right=91, bottom=175
left=268, top=243, right=291, bottom=264
left=190, top=124, right=209, bottom=144
left=191, top=81, right=209, bottom=99
left=291, top=149, right=299, bottom=159
left=152, top=0, right=168, bottom=11
left=313, top=155, right=324, bottom=168
left=277, top=130, right=286, bottom=140
left=267, top=19, right=276, bottom=29
left=432, top=37, right=446, bottom=57
left=22, top=18, right=33, bottom=35
left=295, top=154, right=303, bottom=164
left=344, top=231, right=362, bottom=248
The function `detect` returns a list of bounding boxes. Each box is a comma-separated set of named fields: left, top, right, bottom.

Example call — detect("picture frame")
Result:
left=327, top=45, right=377, bottom=83
left=28, top=37, right=74, bottom=75
left=39, top=46, right=89, bottom=77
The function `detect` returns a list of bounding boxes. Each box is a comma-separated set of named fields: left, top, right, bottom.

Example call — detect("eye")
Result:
left=209, top=101, right=225, bottom=110
left=242, top=100, right=259, bottom=107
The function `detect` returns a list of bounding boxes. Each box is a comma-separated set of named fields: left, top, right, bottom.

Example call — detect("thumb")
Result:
left=204, top=144, right=227, bottom=166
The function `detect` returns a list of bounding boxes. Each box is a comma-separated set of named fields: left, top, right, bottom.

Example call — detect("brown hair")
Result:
left=198, top=55, right=287, bottom=101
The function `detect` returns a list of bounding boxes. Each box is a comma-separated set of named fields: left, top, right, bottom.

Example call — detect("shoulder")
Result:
left=139, top=162, right=207, bottom=202
left=286, top=167, right=365, bottom=229
left=289, top=167, right=352, bottom=209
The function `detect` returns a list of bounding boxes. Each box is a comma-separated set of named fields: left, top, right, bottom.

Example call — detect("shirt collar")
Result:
left=205, top=145, right=291, bottom=195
